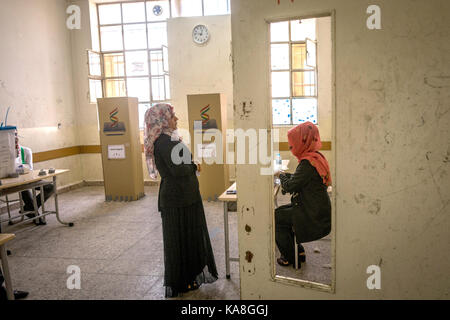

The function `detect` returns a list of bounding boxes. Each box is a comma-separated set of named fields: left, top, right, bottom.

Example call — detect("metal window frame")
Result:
left=95, top=0, right=172, bottom=106
left=269, top=19, right=319, bottom=126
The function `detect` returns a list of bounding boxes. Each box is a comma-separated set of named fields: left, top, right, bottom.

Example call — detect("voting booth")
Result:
left=97, top=97, right=145, bottom=202
left=187, top=94, right=228, bottom=201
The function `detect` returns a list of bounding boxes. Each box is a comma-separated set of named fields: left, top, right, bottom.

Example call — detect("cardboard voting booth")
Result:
left=187, top=94, right=228, bottom=201
left=97, top=97, right=145, bottom=202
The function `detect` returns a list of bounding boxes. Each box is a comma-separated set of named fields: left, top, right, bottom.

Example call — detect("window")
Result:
left=89, top=0, right=230, bottom=128
left=171, top=0, right=230, bottom=17
left=270, top=18, right=318, bottom=125
left=89, top=1, right=172, bottom=128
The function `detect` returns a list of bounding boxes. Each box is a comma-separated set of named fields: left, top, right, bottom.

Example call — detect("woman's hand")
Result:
left=274, top=169, right=284, bottom=177
left=196, top=163, right=202, bottom=173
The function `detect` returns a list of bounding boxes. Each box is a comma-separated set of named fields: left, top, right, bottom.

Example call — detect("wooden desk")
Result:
left=218, top=161, right=288, bottom=279
left=0, top=233, right=15, bottom=300
left=0, top=170, right=74, bottom=231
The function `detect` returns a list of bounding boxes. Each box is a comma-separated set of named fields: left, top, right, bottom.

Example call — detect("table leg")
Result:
left=18, top=192, right=25, bottom=222
left=32, top=188, right=39, bottom=224
left=53, top=176, right=74, bottom=227
left=40, top=186, right=46, bottom=224
left=0, top=244, right=14, bottom=300
left=223, top=201, right=230, bottom=279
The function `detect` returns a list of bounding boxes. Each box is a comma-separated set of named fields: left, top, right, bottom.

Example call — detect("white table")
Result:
left=0, top=170, right=74, bottom=231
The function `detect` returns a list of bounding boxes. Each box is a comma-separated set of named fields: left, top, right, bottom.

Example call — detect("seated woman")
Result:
left=275, top=121, right=331, bottom=268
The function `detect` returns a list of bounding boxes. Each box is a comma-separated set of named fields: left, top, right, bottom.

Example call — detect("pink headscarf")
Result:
left=143, top=103, right=178, bottom=179
left=287, top=121, right=332, bottom=186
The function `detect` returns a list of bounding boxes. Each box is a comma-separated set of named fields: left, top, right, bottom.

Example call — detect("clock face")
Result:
left=153, top=5, right=163, bottom=16
left=192, top=24, right=210, bottom=45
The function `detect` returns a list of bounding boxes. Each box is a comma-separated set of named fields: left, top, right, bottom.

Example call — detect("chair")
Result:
left=0, top=194, right=25, bottom=226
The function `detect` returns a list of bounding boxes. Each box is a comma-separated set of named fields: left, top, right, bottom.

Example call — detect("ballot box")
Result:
left=97, top=97, right=145, bottom=202
left=0, top=126, right=17, bottom=179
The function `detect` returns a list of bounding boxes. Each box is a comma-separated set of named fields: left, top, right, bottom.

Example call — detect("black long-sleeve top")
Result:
left=154, top=134, right=202, bottom=210
left=279, top=159, right=331, bottom=242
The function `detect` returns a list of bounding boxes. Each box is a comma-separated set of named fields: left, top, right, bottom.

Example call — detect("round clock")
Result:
left=192, top=24, right=210, bottom=45
left=153, top=5, right=163, bottom=16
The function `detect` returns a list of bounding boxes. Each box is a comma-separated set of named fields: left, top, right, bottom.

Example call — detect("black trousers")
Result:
left=20, top=184, right=54, bottom=211
left=275, top=205, right=303, bottom=263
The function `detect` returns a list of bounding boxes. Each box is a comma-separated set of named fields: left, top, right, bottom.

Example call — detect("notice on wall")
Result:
left=108, top=145, right=126, bottom=160
left=197, top=143, right=216, bottom=158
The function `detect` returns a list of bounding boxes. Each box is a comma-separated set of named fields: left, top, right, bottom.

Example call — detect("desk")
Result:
left=218, top=160, right=289, bottom=279
left=0, top=170, right=74, bottom=231
left=0, top=233, right=15, bottom=300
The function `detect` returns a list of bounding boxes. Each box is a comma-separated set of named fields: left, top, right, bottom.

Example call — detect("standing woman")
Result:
left=275, top=121, right=332, bottom=267
left=144, top=103, right=218, bottom=297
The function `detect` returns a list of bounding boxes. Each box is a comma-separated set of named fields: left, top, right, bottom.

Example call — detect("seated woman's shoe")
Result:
left=298, top=245, right=306, bottom=263
left=277, top=255, right=291, bottom=267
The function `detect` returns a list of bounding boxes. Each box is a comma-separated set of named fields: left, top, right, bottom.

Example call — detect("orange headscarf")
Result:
left=287, top=122, right=332, bottom=186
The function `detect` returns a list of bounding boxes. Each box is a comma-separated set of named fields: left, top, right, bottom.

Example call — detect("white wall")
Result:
left=232, top=0, right=450, bottom=299
left=0, top=0, right=83, bottom=187
left=167, top=16, right=233, bottom=129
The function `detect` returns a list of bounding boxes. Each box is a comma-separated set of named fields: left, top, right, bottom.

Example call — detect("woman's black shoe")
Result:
left=277, top=256, right=291, bottom=267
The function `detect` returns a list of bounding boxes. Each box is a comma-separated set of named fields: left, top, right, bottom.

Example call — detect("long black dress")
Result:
left=275, top=159, right=331, bottom=263
left=154, top=133, right=218, bottom=297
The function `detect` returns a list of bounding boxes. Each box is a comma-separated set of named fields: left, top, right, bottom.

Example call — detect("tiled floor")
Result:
left=2, top=186, right=240, bottom=300
left=1, top=185, right=332, bottom=300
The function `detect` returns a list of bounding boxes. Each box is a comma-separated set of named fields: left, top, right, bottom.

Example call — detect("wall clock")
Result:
left=153, top=5, right=163, bottom=16
left=192, top=24, right=210, bottom=45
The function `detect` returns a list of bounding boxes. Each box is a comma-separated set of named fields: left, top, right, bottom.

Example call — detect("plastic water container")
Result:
left=0, top=126, right=17, bottom=179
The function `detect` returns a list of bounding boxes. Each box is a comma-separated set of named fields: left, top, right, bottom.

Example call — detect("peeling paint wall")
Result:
left=231, top=0, right=450, bottom=299
left=0, top=0, right=82, bottom=187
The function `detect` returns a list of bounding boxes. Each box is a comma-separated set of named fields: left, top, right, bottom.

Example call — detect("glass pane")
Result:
left=88, top=51, right=101, bottom=76
left=139, top=103, right=151, bottom=128
left=306, top=39, right=317, bottom=68
left=122, top=2, right=146, bottom=23
left=124, top=24, right=147, bottom=50
left=291, top=18, right=316, bottom=41
left=151, top=77, right=165, bottom=100
left=292, top=43, right=313, bottom=70
left=100, top=26, right=123, bottom=51
left=272, top=99, right=291, bottom=125
left=292, top=71, right=316, bottom=96
left=271, top=72, right=290, bottom=97
left=89, top=79, right=103, bottom=103
left=178, top=0, right=203, bottom=17
left=98, top=4, right=121, bottom=25
left=127, top=77, right=150, bottom=102
left=146, top=1, right=171, bottom=21
left=165, top=75, right=171, bottom=100
left=163, top=46, right=169, bottom=72
left=105, top=79, right=126, bottom=97
left=292, top=98, right=317, bottom=124
left=125, top=51, right=149, bottom=76
left=204, top=0, right=229, bottom=16
left=271, top=44, right=289, bottom=70
left=148, top=22, right=168, bottom=49
left=150, top=51, right=164, bottom=76
left=270, top=21, right=289, bottom=42
left=104, top=53, right=125, bottom=78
